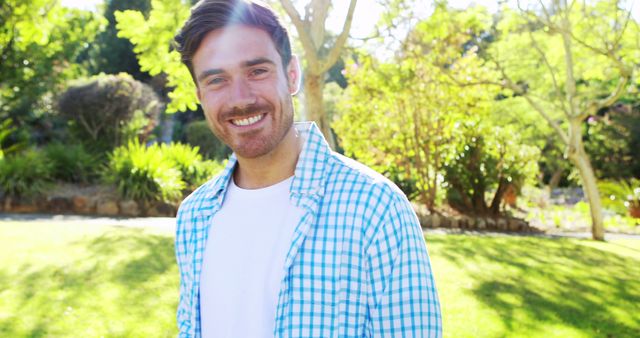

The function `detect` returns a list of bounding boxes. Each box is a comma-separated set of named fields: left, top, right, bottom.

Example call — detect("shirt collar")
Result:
left=207, top=121, right=331, bottom=202
left=290, top=122, right=330, bottom=198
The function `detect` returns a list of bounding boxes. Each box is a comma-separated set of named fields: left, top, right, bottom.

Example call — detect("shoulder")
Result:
left=178, top=178, right=216, bottom=214
left=326, top=152, right=408, bottom=205
left=321, top=153, right=420, bottom=248
left=175, top=173, right=224, bottom=230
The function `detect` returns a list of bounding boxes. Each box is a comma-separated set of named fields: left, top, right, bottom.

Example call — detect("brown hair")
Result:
left=175, top=0, right=292, bottom=83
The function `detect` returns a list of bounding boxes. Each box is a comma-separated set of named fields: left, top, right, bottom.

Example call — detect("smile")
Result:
left=231, top=113, right=266, bottom=127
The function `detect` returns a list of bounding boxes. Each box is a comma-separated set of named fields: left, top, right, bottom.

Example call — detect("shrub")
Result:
left=44, top=143, right=99, bottom=183
left=443, top=123, right=539, bottom=216
left=0, top=150, right=53, bottom=199
left=58, top=73, right=163, bottom=154
left=0, top=119, right=26, bottom=159
left=183, top=120, right=230, bottom=160
left=103, top=141, right=184, bottom=203
left=599, top=179, right=640, bottom=216
left=160, top=142, right=225, bottom=190
left=191, top=159, right=225, bottom=187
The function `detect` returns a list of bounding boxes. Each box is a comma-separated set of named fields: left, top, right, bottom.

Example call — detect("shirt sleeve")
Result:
left=365, top=198, right=442, bottom=337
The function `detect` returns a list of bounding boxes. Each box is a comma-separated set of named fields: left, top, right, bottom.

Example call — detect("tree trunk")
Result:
left=548, top=167, right=564, bottom=191
left=303, top=72, right=336, bottom=149
left=568, top=121, right=605, bottom=240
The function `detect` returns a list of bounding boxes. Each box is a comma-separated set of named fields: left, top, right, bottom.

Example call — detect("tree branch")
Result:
left=522, top=94, right=569, bottom=145
left=309, top=0, right=330, bottom=49
left=586, top=74, right=630, bottom=116
left=527, top=28, right=570, bottom=117
left=319, top=0, right=357, bottom=73
left=559, top=11, right=579, bottom=118
left=493, top=58, right=571, bottom=145
left=280, top=0, right=321, bottom=71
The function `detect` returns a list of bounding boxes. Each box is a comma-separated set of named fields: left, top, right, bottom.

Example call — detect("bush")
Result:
left=444, top=123, right=539, bottom=216
left=104, top=140, right=225, bottom=202
left=599, top=179, right=640, bottom=216
left=0, top=150, right=53, bottom=199
left=160, top=143, right=224, bottom=189
left=44, top=143, right=99, bottom=183
left=0, top=119, right=26, bottom=159
left=103, top=141, right=184, bottom=203
left=584, top=106, right=640, bottom=180
left=183, top=120, right=230, bottom=160
left=58, top=73, right=163, bottom=154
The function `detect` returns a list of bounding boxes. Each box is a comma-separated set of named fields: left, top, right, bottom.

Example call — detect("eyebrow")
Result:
left=196, top=57, right=276, bottom=83
left=243, top=57, right=275, bottom=68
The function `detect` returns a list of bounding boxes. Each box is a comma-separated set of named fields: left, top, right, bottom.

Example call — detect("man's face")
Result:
left=193, top=24, right=299, bottom=159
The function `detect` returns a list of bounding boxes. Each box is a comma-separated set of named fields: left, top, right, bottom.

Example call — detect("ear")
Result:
left=286, top=55, right=301, bottom=95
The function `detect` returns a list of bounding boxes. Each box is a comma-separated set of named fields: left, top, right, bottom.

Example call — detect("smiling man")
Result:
left=173, top=1, right=441, bottom=337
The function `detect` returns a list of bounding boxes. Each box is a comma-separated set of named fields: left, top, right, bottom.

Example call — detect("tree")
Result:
left=58, top=73, right=163, bottom=153
left=444, top=122, right=539, bottom=216
left=85, top=0, right=152, bottom=81
left=116, top=0, right=358, bottom=146
left=0, top=0, right=105, bottom=132
left=335, top=5, right=504, bottom=211
left=274, top=0, right=358, bottom=149
left=115, top=0, right=195, bottom=113
left=584, top=101, right=640, bottom=180
left=484, top=1, right=639, bottom=240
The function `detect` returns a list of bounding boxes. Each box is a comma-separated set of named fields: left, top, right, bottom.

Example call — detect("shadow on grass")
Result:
left=85, top=229, right=176, bottom=284
left=429, top=235, right=640, bottom=336
left=0, top=228, right=177, bottom=337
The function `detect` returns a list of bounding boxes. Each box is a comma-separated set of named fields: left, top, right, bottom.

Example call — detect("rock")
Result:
left=72, top=195, right=94, bottom=214
left=118, top=200, right=140, bottom=217
left=496, top=218, right=507, bottom=231
left=146, top=201, right=176, bottom=217
left=11, top=203, right=39, bottom=213
left=432, top=214, right=441, bottom=228
left=476, top=218, right=486, bottom=229
left=467, top=217, right=476, bottom=228
left=486, top=218, right=496, bottom=229
left=47, top=196, right=72, bottom=213
left=508, top=218, right=524, bottom=231
left=96, top=199, right=119, bottom=216
left=450, top=218, right=460, bottom=228
left=420, top=214, right=432, bottom=228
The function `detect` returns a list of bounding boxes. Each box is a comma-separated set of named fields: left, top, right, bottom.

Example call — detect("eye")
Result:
left=207, top=77, right=225, bottom=86
left=250, top=68, right=269, bottom=78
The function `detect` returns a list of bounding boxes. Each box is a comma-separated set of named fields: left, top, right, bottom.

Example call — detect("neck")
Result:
left=233, top=126, right=302, bottom=189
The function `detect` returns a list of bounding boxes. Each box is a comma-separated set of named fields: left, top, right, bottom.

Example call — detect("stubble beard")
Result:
left=212, top=97, right=295, bottom=159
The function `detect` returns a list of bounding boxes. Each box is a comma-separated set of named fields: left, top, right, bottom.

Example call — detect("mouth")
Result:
left=229, top=113, right=266, bottom=127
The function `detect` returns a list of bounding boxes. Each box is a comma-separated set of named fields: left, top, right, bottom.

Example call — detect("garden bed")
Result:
left=0, top=183, right=178, bottom=217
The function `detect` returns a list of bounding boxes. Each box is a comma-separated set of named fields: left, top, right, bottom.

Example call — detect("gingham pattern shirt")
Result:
left=175, top=122, right=442, bottom=337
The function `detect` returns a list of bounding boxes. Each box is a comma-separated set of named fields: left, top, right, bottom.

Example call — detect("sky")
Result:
left=59, top=0, right=492, bottom=37
left=58, top=0, right=420, bottom=37
left=61, top=0, right=640, bottom=40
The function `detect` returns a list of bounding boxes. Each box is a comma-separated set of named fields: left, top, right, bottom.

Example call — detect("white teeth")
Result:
left=232, top=114, right=264, bottom=126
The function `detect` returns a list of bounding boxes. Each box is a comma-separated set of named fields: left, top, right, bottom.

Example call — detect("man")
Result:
left=174, top=1, right=442, bottom=337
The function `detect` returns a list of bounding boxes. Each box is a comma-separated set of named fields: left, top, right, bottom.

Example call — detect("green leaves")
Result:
left=334, top=5, right=503, bottom=209
left=104, top=140, right=185, bottom=203
left=1, top=1, right=106, bottom=123
left=115, top=0, right=196, bottom=113
left=0, top=149, right=53, bottom=199
left=103, top=140, right=224, bottom=202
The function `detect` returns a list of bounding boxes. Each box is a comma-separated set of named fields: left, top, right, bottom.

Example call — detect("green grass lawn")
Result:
left=0, top=222, right=178, bottom=337
left=0, top=222, right=638, bottom=337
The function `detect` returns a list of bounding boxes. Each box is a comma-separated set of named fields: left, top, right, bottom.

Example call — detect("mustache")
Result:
left=221, top=104, right=273, bottom=120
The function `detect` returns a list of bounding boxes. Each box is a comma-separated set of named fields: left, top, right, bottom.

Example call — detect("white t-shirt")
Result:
left=199, top=176, right=304, bottom=338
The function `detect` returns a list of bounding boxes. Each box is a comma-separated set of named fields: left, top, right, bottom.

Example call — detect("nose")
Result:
left=228, top=78, right=256, bottom=110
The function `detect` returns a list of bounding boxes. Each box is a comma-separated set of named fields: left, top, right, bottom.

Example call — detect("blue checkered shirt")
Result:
left=175, top=122, right=442, bottom=337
